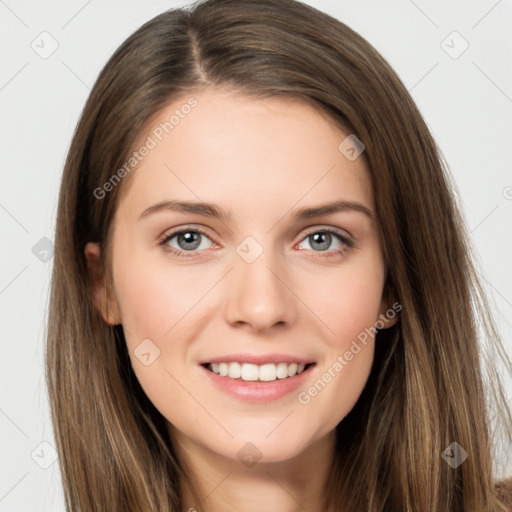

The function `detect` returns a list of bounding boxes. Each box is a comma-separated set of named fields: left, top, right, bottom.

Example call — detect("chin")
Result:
left=218, top=427, right=320, bottom=466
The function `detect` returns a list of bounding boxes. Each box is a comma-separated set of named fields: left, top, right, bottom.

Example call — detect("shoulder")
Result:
left=494, top=478, right=512, bottom=510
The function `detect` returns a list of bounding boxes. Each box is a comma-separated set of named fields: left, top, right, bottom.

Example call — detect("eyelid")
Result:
left=157, top=224, right=215, bottom=244
left=299, top=224, right=354, bottom=242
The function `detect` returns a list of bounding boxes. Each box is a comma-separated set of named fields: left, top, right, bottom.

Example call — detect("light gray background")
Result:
left=1, top=1, right=511, bottom=510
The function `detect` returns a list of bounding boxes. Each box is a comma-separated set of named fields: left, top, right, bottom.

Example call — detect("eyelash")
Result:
left=157, top=226, right=354, bottom=259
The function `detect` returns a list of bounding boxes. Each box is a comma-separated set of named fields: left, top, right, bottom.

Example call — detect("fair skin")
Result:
left=85, top=89, right=397, bottom=512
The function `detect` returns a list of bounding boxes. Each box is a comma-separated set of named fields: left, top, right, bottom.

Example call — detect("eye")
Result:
left=296, top=228, right=353, bottom=258
left=158, top=226, right=354, bottom=259
left=158, top=227, right=214, bottom=257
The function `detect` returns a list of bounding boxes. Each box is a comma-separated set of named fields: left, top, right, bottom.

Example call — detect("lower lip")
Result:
left=200, top=364, right=315, bottom=402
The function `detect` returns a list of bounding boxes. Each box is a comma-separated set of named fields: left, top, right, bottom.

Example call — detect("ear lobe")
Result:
left=84, top=242, right=121, bottom=325
left=377, top=296, right=400, bottom=329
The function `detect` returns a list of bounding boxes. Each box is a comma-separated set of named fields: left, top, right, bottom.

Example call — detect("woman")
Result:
left=46, top=0, right=512, bottom=510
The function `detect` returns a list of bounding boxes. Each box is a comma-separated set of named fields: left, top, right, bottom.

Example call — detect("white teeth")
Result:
left=287, top=363, right=298, bottom=376
left=219, top=362, right=229, bottom=377
left=240, top=363, right=259, bottom=381
left=276, top=362, right=288, bottom=379
left=227, top=362, right=241, bottom=379
left=207, top=361, right=309, bottom=381
left=259, top=363, right=277, bottom=381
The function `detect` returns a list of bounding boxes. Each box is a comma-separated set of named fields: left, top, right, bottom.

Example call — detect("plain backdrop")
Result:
left=1, top=1, right=511, bottom=510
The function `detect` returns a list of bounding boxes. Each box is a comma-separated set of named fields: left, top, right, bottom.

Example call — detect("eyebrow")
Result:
left=138, top=199, right=374, bottom=223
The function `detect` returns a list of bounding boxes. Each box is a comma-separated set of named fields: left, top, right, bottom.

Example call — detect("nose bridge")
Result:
left=224, top=236, right=295, bottom=330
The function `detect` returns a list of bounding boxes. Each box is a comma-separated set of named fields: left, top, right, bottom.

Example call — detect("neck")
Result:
left=170, top=427, right=336, bottom=512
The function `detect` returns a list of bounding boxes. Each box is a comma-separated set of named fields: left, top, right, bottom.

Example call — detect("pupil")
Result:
left=179, top=232, right=200, bottom=250
left=311, top=232, right=330, bottom=251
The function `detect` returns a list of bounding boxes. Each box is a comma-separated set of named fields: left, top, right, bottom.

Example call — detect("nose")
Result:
left=224, top=246, right=297, bottom=333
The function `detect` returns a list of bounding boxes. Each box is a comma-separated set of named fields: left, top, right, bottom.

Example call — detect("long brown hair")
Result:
left=45, top=0, right=512, bottom=510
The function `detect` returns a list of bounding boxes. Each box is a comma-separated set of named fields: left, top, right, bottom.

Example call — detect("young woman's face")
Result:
left=89, top=89, right=395, bottom=464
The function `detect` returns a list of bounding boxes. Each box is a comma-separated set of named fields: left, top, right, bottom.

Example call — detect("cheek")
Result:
left=113, top=251, right=211, bottom=346
left=303, top=256, right=385, bottom=349
left=112, top=255, right=203, bottom=419
left=294, top=252, right=384, bottom=419
left=297, top=283, right=379, bottom=433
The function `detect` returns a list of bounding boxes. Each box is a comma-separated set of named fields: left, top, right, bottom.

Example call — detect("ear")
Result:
left=376, top=294, right=400, bottom=329
left=84, top=242, right=121, bottom=325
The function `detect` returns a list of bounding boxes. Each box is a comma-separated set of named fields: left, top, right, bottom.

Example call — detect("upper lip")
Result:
left=199, top=353, right=315, bottom=366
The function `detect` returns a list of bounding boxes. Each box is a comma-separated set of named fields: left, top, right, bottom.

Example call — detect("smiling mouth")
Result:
left=202, top=362, right=315, bottom=382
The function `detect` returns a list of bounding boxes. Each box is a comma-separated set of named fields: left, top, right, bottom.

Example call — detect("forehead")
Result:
left=117, top=89, right=373, bottom=222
